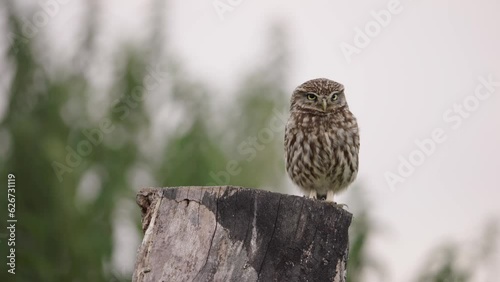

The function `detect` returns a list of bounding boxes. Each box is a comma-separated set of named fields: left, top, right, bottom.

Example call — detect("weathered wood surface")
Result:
left=133, top=186, right=352, bottom=282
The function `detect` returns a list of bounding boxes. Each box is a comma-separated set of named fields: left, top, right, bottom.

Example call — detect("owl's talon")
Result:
left=331, top=203, right=349, bottom=209
left=309, top=190, right=317, bottom=199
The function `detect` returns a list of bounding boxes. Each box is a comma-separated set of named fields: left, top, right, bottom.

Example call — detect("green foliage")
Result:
left=416, top=244, right=470, bottom=282
left=415, top=221, right=498, bottom=282
left=227, top=27, right=289, bottom=191
left=347, top=185, right=385, bottom=282
left=0, top=3, right=290, bottom=281
left=157, top=25, right=290, bottom=191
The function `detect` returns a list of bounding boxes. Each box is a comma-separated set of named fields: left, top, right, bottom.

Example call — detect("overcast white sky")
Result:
left=2, top=0, right=500, bottom=280
left=169, top=1, right=500, bottom=280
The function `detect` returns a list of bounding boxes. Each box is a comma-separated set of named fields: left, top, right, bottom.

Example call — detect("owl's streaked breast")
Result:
left=285, top=109, right=359, bottom=195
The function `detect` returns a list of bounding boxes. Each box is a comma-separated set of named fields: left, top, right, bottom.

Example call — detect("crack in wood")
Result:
left=193, top=187, right=220, bottom=281
left=134, top=194, right=163, bottom=282
left=294, top=197, right=306, bottom=240
left=257, top=195, right=282, bottom=277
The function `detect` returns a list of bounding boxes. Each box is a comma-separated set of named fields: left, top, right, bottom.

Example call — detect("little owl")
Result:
left=285, top=78, right=359, bottom=204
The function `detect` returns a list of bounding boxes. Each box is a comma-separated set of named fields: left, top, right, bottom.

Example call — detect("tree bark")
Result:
left=133, top=186, right=352, bottom=282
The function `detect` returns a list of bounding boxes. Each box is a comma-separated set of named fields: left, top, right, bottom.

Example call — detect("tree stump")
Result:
left=133, top=186, right=352, bottom=282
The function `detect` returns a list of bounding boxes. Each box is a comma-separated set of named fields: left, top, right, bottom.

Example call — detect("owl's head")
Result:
left=290, top=78, right=347, bottom=113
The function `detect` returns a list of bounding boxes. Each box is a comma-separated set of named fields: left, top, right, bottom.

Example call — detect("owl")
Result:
left=284, top=78, right=359, bottom=204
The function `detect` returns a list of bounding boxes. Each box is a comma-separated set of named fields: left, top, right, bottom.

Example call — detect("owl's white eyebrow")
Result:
left=295, top=87, right=311, bottom=93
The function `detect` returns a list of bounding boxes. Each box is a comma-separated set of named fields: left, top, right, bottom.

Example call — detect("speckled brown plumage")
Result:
left=284, top=78, right=360, bottom=202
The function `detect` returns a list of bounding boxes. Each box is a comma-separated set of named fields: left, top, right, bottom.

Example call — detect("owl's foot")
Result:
left=325, top=191, right=348, bottom=209
left=325, top=191, right=335, bottom=202
left=309, top=190, right=318, bottom=199
left=331, top=203, right=349, bottom=209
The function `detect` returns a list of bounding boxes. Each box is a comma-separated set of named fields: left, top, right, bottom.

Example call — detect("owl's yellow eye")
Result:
left=306, top=93, right=317, bottom=100
left=331, top=94, right=339, bottom=101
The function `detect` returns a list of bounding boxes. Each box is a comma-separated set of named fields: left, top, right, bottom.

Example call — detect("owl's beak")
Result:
left=322, top=99, right=327, bottom=111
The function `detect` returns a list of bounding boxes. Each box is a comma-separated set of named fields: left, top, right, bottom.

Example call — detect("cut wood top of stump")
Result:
left=133, top=186, right=352, bottom=282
